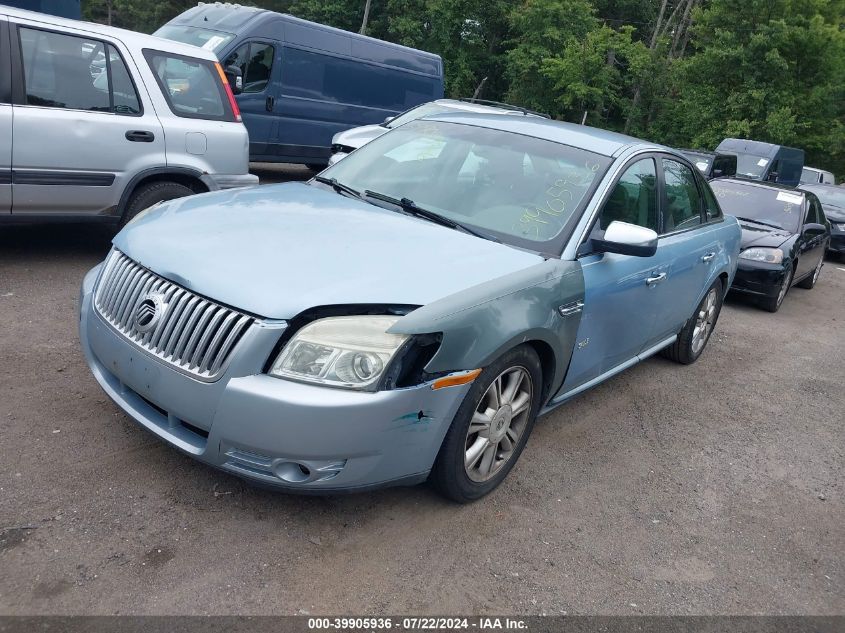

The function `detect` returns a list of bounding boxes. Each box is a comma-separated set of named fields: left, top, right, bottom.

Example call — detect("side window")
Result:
left=224, top=42, right=274, bottom=94
left=19, top=27, right=109, bottom=112
left=107, top=45, right=141, bottom=115
left=243, top=43, right=273, bottom=93
left=701, top=179, right=723, bottom=222
left=805, top=197, right=820, bottom=225
left=662, top=158, right=702, bottom=232
left=596, top=158, right=658, bottom=232
left=1, top=21, right=10, bottom=104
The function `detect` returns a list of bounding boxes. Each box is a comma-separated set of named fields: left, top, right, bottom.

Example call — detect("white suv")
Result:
left=0, top=6, right=257, bottom=224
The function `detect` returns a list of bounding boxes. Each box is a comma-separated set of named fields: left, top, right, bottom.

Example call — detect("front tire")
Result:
left=661, top=278, right=723, bottom=365
left=431, top=345, right=543, bottom=503
left=761, top=264, right=794, bottom=312
left=796, top=256, right=823, bottom=289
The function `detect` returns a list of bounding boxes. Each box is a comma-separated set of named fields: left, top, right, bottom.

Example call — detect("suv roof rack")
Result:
left=457, top=98, right=550, bottom=119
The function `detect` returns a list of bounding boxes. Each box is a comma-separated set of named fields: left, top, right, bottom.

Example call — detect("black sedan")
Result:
left=799, top=183, right=845, bottom=259
left=710, top=179, right=830, bottom=312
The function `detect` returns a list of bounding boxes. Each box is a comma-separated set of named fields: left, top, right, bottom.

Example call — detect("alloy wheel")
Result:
left=776, top=272, right=791, bottom=307
left=464, top=367, right=533, bottom=483
left=691, top=288, right=718, bottom=355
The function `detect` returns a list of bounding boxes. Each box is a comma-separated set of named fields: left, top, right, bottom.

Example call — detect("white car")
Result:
left=328, top=99, right=546, bottom=165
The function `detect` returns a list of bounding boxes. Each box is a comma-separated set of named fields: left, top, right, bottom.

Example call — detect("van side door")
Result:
left=9, top=20, right=164, bottom=217
left=0, top=16, right=11, bottom=214
left=222, top=39, right=278, bottom=161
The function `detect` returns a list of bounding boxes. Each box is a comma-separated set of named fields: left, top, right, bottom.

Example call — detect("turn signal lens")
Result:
left=432, top=369, right=482, bottom=390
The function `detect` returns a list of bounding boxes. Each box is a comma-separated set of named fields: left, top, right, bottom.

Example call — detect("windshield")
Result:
left=709, top=181, right=803, bottom=232
left=386, top=102, right=456, bottom=129
left=800, top=168, right=820, bottom=184
left=802, top=186, right=845, bottom=216
left=319, top=119, right=611, bottom=251
left=734, top=153, right=770, bottom=179
left=154, top=25, right=236, bottom=53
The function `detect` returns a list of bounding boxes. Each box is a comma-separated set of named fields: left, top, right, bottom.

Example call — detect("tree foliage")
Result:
left=82, top=0, right=845, bottom=177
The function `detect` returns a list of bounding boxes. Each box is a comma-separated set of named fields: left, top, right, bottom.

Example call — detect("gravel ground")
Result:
left=0, top=165, right=843, bottom=615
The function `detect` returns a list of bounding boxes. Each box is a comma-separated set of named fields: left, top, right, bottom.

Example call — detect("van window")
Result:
left=282, top=47, right=438, bottom=111
left=19, top=27, right=110, bottom=112
left=224, top=42, right=274, bottom=94
left=144, top=50, right=233, bottom=121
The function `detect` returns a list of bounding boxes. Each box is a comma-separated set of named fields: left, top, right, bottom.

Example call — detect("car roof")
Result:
left=421, top=112, right=666, bottom=157
left=798, top=182, right=839, bottom=192
left=429, top=99, right=543, bottom=117
left=712, top=177, right=807, bottom=195
left=0, top=4, right=218, bottom=60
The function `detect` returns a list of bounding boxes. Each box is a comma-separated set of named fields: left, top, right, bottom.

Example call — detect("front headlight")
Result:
left=269, top=316, right=409, bottom=390
left=739, top=247, right=784, bottom=264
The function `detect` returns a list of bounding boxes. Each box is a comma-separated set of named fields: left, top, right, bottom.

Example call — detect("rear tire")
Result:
left=660, top=278, right=723, bottom=365
left=431, top=345, right=543, bottom=503
left=120, top=181, right=195, bottom=227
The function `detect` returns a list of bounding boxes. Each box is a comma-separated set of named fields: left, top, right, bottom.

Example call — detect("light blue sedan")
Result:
left=79, top=114, right=741, bottom=502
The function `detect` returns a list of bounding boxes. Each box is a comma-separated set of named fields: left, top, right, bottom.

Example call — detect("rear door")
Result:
left=10, top=20, right=164, bottom=216
left=650, top=156, right=722, bottom=341
left=0, top=17, right=11, bottom=214
left=221, top=39, right=279, bottom=160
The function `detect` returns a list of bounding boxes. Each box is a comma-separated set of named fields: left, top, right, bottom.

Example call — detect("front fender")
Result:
left=391, top=259, right=585, bottom=399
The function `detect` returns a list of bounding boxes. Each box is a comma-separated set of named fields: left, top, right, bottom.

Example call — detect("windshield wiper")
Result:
left=735, top=216, right=785, bottom=231
left=363, top=190, right=498, bottom=242
left=314, top=175, right=363, bottom=200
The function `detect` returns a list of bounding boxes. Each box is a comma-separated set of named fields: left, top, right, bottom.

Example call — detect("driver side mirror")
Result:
left=224, top=65, right=243, bottom=95
left=593, top=221, right=658, bottom=257
left=767, top=171, right=779, bottom=183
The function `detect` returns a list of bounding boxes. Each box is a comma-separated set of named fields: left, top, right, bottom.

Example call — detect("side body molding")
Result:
left=390, top=259, right=585, bottom=401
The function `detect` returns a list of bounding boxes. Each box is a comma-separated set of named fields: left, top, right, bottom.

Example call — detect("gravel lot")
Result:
left=1, top=164, right=843, bottom=615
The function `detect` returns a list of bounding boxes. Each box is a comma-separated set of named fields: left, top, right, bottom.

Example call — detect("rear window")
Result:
left=143, top=50, right=233, bottom=121
left=710, top=180, right=803, bottom=232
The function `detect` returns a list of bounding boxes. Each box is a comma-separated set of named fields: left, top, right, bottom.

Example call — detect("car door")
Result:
left=9, top=21, right=164, bottom=216
left=222, top=39, right=279, bottom=160
left=0, top=17, right=11, bottom=214
left=650, top=156, right=723, bottom=341
left=559, top=156, right=671, bottom=394
left=796, top=193, right=827, bottom=278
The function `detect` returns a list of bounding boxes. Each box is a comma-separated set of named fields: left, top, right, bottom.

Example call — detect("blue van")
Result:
left=715, top=138, right=805, bottom=187
left=156, top=4, right=444, bottom=167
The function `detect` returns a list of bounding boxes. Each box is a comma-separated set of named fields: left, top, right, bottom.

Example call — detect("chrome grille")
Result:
left=94, top=250, right=253, bottom=381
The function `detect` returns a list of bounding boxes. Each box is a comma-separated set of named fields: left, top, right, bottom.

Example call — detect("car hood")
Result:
left=332, top=124, right=388, bottom=150
left=738, top=220, right=793, bottom=249
left=822, top=205, right=845, bottom=223
left=113, top=183, right=543, bottom=319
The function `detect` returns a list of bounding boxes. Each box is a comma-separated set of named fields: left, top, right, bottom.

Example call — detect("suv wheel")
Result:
left=431, top=345, right=542, bottom=503
left=661, top=278, right=723, bottom=364
left=121, top=181, right=195, bottom=227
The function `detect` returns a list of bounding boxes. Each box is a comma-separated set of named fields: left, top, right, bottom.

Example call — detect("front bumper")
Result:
left=201, top=172, right=259, bottom=191
left=729, top=259, right=788, bottom=298
left=78, top=269, right=469, bottom=493
left=828, top=228, right=845, bottom=254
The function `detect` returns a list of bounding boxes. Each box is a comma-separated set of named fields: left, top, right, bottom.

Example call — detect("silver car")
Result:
left=0, top=6, right=256, bottom=224
left=328, top=98, right=545, bottom=165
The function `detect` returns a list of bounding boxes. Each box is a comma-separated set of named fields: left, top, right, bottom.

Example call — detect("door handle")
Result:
left=701, top=252, right=716, bottom=262
left=266, top=96, right=275, bottom=112
left=646, top=272, right=667, bottom=286
left=125, top=130, right=155, bottom=143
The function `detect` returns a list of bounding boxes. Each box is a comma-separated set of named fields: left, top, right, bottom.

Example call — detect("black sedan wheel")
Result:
left=761, top=264, right=794, bottom=312
left=796, top=256, right=823, bottom=289
left=431, top=345, right=542, bottom=503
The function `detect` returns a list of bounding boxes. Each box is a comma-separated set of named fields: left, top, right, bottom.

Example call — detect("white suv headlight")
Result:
left=739, top=247, right=783, bottom=264
left=269, top=316, right=409, bottom=390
